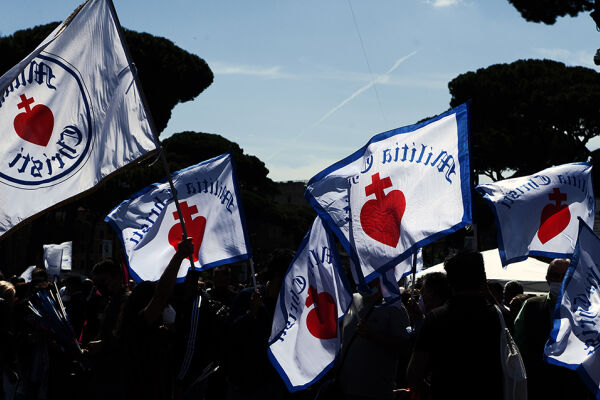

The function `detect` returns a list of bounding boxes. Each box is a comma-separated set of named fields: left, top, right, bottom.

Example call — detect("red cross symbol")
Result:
left=365, top=173, right=392, bottom=199
left=17, top=94, right=35, bottom=112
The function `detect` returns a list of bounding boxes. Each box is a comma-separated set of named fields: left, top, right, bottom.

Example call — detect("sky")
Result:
left=1, top=0, right=599, bottom=182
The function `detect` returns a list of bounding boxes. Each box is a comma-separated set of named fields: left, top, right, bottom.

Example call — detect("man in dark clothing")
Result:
left=86, top=259, right=130, bottom=400
left=407, top=251, right=503, bottom=400
left=514, top=259, right=591, bottom=400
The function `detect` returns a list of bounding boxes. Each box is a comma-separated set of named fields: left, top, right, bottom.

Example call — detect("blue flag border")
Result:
left=105, top=152, right=252, bottom=283
left=545, top=218, right=600, bottom=400
left=267, top=216, right=353, bottom=392
left=305, top=102, right=472, bottom=284
left=476, top=162, right=594, bottom=267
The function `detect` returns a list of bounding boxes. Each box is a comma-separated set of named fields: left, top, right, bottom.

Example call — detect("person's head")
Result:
left=503, top=280, right=524, bottom=305
left=359, top=277, right=383, bottom=302
left=213, top=266, right=231, bottom=290
left=116, top=281, right=156, bottom=338
left=421, top=272, right=451, bottom=312
left=31, top=267, right=48, bottom=286
left=546, top=258, right=570, bottom=297
left=92, top=259, right=123, bottom=297
left=444, top=250, right=486, bottom=295
left=488, top=281, right=503, bottom=304
left=0, top=280, right=16, bottom=304
left=0, top=281, right=15, bottom=322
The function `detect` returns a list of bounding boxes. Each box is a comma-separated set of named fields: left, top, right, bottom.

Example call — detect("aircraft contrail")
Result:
left=266, top=51, right=417, bottom=161
left=311, top=50, right=417, bottom=128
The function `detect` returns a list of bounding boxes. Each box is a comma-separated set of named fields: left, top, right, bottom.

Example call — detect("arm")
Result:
left=142, top=238, right=194, bottom=325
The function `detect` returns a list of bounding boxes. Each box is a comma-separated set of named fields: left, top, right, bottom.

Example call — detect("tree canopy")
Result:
left=449, top=59, right=600, bottom=181
left=507, top=0, right=594, bottom=24
left=0, top=22, right=213, bottom=134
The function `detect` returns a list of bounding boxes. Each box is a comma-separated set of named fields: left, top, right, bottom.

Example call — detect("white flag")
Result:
left=105, top=153, right=250, bottom=282
left=19, top=265, right=36, bottom=282
left=43, top=241, right=72, bottom=277
left=544, top=219, right=600, bottom=398
left=379, top=248, right=423, bottom=300
left=306, top=103, right=471, bottom=283
left=477, top=163, right=594, bottom=266
left=0, top=0, right=158, bottom=237
left=268, top=217, right=352, bottom=392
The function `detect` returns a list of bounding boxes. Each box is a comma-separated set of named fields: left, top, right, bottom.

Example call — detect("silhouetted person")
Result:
left=514, top=259, right=591, bottom=400
left=407, top=251, right=503, bottom=400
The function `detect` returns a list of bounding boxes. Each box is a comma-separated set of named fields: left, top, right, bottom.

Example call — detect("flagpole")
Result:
left=249, top=258, right=257, bottom=290
left=411, top=251, right=417, bottom=290
left=106, top=0, right=196, bottom=270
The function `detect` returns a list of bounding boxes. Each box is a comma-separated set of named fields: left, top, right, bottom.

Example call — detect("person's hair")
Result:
left=444, top=250, right=486, bottom=292
left=422, top=272, right=451, bottom=301
left=92, top=259, right=121, bottom=278
left=0, top=281, right=16, bottom=303
left=115, top=281, right=156, bottom=339
left=504, top=280, right=524, bottom=303
left=31, top=267, right=48, bottom=283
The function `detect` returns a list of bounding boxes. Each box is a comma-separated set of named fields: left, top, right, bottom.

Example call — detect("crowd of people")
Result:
left=0, top=241, right=594, bottom=400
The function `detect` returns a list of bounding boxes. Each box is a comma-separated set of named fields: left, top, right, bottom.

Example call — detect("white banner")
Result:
left=306, top=103, right=471, bottom=283
left=477, top=163, right=594, bottom=266
left=0, top=0, right=158, bottom=237
left=19, top=265, right=36, bottom=282
left=544, top=219, right=600, bottom=398
left=268, top=217, right=352, bottom=392
left=106, top=153, right=251, bottom=282
left=43, top=241, right=72, bottom=277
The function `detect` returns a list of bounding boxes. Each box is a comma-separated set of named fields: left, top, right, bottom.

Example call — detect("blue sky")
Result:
left=2, top=0, right=599, bottom=181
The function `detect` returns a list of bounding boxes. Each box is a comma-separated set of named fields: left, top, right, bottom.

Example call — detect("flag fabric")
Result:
left=0, top=0, right=158, bottom=238
left=43, top=241, right=72, bottom=278
left=379, top=248, right=423, bottom=300
left=305, top=103, right=471, bottom=284
left=268, top=216, right=353, bottom=392
left=19, top=265, right=36, bottom=282
left=105, top=153, right=251, bottom=282
left=544, top=219, right=600, bottom=399
left=476, top=163, right=594, bottom=266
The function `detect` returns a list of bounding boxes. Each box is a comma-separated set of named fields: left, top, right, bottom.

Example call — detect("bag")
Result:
left=494, top=305, right=527, bottom=400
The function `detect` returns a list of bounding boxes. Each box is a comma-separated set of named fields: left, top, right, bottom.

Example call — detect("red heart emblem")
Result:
left=537, top=188, right=571, bottom=244
left=305, top=286, right=338, bottom=340
left=359, top=173, right=406, bottom=248
left=167, top=201, right=206, bottom=262
left=13, top=95, right=54, bottom=147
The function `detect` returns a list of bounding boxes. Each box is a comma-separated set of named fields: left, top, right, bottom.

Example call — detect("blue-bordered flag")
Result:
left=305, top=103, right=471, bottom=284
left=477, top=163, right=594, bottom=266
left=268, top=216, right=352, bottom=392
left=105, top=153, right=251, bottom=282
left=544, top=219, right=600, bottom=399
left=0, top=0, right=158, bottom=238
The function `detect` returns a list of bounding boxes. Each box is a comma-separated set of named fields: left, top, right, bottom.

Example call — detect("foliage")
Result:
left=0, top=22, right=213, bottom=134
left=449, top=59, right=600, bottom=181
left=507, top=0, right=594, bottom=24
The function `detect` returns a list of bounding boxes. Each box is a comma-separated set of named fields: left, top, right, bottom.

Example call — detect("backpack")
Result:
left=495, top=305, right=527, bottom=400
